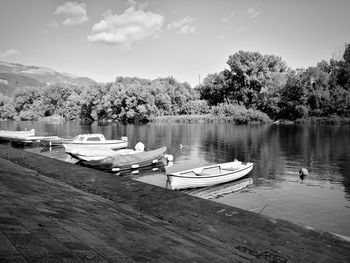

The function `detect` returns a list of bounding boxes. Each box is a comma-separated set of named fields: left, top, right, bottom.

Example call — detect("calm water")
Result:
left=1, top=120, right=349, bottom=238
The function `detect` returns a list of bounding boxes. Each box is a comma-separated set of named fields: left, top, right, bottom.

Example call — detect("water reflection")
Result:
left=182, top=177, right=253, bottom=200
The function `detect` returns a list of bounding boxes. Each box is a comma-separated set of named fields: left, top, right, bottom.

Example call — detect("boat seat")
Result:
left=197, top=166, right=221, bottom=176
left=179, top=171, right=197, bottom=177
left=220, top=167, right=239, bottom=172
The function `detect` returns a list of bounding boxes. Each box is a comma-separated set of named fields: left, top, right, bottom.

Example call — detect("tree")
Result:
left=258, top=72, right=287, bottom=119
left=226, top=51, right=287, bottom=109
left=13, top=86, right=44, bottom=118
left=335, top=43, right=350, bottom=90
left=0, top=95, right=15, bottom=119
left=199, top=71, right=231, bottom=106
left=41, top=85, right=76, bottom=116
left=279, top=70, right=309, bottom=119
left=63, top=92, right=83, bottom=120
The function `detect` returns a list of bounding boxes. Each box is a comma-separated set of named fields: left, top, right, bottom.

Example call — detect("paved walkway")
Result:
left=0, top=145, right=349, bottom=262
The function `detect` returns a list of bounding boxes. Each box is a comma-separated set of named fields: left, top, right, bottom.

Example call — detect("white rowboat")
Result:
left=167, top=160, right=253, bottom=190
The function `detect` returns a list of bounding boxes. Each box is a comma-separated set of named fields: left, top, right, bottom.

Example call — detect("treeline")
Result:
left=0, top=43, right=349, bottom=123
left=199, top=43, right=350, bottom=120
left=0, top=77, right=207, bottom=122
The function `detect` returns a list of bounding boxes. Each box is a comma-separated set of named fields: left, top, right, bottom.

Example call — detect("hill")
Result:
left=0, top=61, right=97, bottom=96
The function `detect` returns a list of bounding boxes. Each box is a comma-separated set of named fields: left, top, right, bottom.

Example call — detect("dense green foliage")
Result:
left=1, top=43, right=349, bottom=123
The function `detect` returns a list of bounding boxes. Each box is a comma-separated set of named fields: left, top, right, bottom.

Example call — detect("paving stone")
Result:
left=62, top=242, right=91, bottom=251
left=92, top=245, right=132, bottom=262
left=0, top=217, right=20, bottom=225
left=0, top=255, right=27, bottom=263
left=6, top=233, right=42, bottom=246
left=16, top=244, right=51, bottom=259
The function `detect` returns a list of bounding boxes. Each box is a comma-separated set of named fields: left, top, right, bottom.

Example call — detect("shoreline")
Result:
left=2, top=115, right=350, bottom=126
left=0, top=145, right=349, bottom=262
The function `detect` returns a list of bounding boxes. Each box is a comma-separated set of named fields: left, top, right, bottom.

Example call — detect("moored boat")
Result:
left=0, top=129, right=36, bottom=141
left=9, top=135, right=62, bottom=148
left=40, top=137, right=74, bottom=147
left=62, top=133, right=128, bottom=151
left=75, top=146, right=167, bottom=172
left=166, top=160, right=253, bottom=190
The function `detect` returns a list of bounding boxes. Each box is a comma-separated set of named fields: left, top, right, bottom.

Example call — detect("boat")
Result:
left=62, top=133, right=128, bottom=151
left=0, top=129, right=36, bottom=141
left=73, top=146, right=167, bottom=172
left=65, top=147, right=136, bottom=161
left=64, top=142, right=147, bottom=162
left=40, top=137, right=74, bottom=147
left=166, top=160, right=253, bottom=190
left=9, top=135, right=62, bottom=148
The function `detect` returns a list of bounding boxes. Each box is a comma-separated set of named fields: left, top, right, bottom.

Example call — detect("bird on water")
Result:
left=299, top=168, right=309, bottom=182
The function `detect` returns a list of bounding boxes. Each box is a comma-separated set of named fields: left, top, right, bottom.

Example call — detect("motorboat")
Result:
left=62, top=133, right=128, bottom=151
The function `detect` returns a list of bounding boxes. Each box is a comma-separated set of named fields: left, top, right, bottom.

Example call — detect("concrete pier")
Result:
left=0, top=145, right=349, bottom=262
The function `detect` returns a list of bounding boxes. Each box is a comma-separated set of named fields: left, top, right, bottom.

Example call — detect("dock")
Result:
left=0, top=145, right=349, bottom=262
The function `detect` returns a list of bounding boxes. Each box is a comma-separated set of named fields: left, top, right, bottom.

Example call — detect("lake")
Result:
left=1, top=120, right=349, bottom=238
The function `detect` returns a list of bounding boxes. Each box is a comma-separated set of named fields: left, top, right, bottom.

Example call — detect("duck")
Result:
left=299, top=168, right=309, bottom=182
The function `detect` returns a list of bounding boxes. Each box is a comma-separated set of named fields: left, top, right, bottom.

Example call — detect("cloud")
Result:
left=0, top=49, right=20, bottom=60
left=178, top=25, right=196, bottom=34
left=44, top=21, right=59, bottom=33
left=221, top=11, right=235, bottom=23
left=47, top=21, right=60, bottom=28
left=247, top=7, right=260, bottom=18
left=87, top=7, right=164, bottom=48
left=167, top=16, right=196, bottom=34
left=54, top=2, right=88, bottom=26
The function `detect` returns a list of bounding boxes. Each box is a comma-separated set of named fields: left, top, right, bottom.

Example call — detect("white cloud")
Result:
left=54, top=2, right=88, bottom=26
left=167, top=16, right=193, bottom=29
left=46, top=21, right=60, bottom=30
left=167, top=16, right=196, bottom=34
left=247, top=7, right=260, bottom=18
left=44, top=21, right=59, bottom=33
left=0, top=49, right=20, bottom=60
left=87, top=7, right=164, bottom=48
left=179, top=25, right=196, bottom=34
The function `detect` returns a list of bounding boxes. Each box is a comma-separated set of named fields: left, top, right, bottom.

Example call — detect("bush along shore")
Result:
left=0, top=43, right=349, bottom=124
left=152, top=104, right=272, bottom=124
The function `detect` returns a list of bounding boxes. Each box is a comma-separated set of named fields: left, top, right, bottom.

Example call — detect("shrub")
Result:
left=210, top=103, right=271, bottom=124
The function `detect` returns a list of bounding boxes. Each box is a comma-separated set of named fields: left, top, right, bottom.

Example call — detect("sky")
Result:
left=0, top=0, right=349, bottom=87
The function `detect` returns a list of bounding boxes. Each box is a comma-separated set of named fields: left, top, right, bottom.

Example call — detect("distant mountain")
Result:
left=0, top=61, right=97, bottom=96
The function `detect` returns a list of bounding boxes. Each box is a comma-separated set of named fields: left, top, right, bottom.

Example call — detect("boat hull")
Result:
left=0, top=129, right=36, bottom=142
left=63, top=141, right=128, bottom=151
left=65, top=148, right=136, bottom=161
left=167, top=161, right=253, bottom=190
left=9, top=136, right=63, bottom=148
left=78, top=147, right=167, bottom=172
